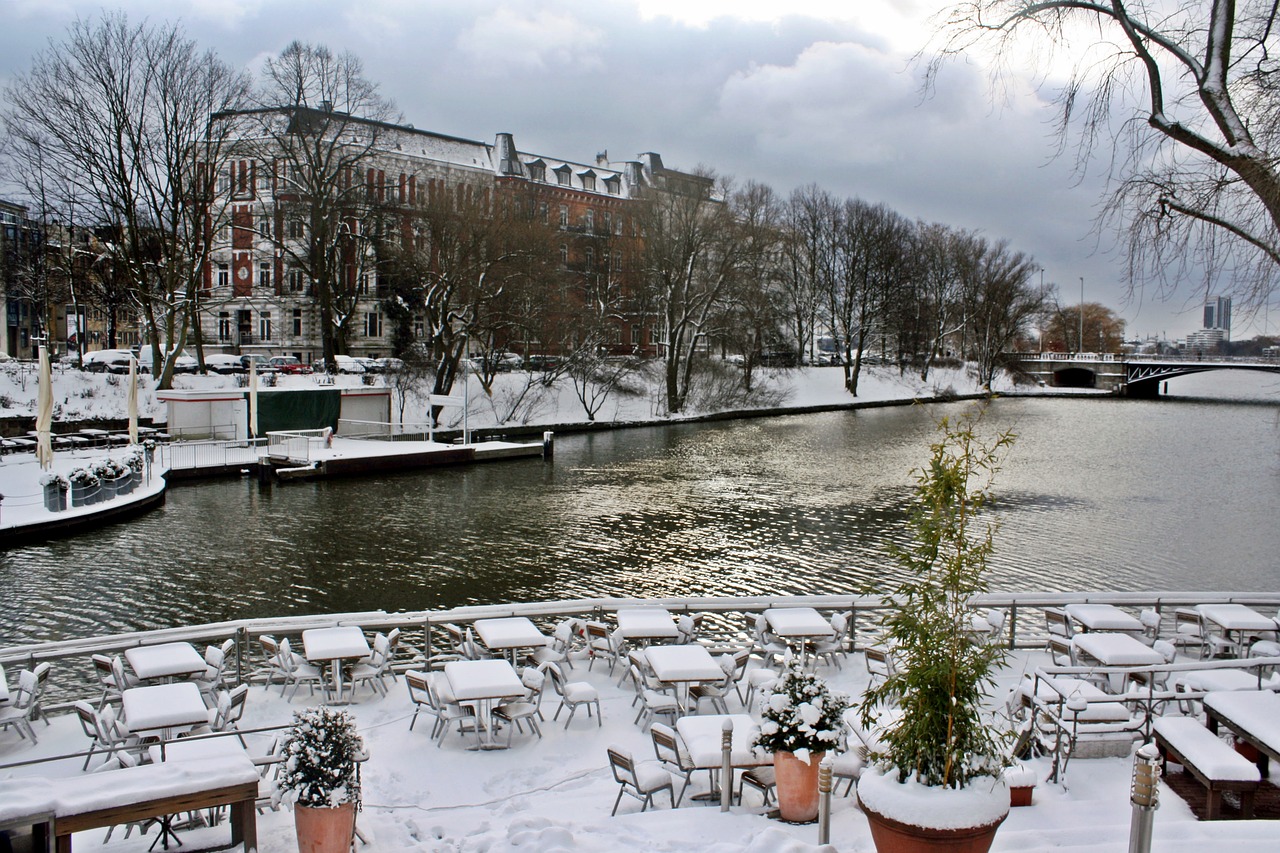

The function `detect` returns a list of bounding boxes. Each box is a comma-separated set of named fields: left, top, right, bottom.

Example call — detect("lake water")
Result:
left=3, top=369, right=1279, bottom=645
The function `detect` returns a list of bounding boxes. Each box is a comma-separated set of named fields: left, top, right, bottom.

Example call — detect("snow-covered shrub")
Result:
left=278, top=706, right=365, bottom=809
left=753, top=659, right=849, bottom=764
left=67, top=467, right=99, bottom=487
left=39, top=473, right=69, bottom=491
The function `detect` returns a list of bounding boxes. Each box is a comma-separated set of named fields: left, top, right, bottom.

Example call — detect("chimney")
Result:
left=495, top=133, right=524, bottom=176
left=596, top=150, right=609, bottom=166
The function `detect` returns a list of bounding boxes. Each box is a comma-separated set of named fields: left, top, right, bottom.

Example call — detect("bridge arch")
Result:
left=1053, top=366, right=1096, bottom=388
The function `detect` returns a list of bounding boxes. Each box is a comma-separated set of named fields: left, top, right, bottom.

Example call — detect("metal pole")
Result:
left=818, top=756, right=833, bottom=844
left=1128, top=742, right=1161, bottom=853
left=721, top=718, right=733, bottom=812
left=1079, top=277, right=1085, bottom=353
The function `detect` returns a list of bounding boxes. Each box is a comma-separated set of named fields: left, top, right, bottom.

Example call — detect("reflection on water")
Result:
left=3, top=370, right=1280, bottom=644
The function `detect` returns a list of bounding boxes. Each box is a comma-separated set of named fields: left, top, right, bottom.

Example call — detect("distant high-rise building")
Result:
left=1203, top=295, right=1232, bottom=339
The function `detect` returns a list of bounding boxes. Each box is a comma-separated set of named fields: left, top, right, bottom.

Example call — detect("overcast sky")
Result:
left=0, top=0, right=1249, bottom=340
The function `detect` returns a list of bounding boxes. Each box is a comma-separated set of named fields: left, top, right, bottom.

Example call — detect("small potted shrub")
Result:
left=857, top=408, right=1016, bottom=853
left=753, top=659, right=849, bottom=822
left=278, top=706, right=365, bottom=853
left=40, top=473, right=69, bottom=512
left=67, top=467, right=100, bottom=507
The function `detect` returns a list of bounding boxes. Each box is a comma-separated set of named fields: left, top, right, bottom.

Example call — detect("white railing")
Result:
left=337, top=419, right=434, bottom=442
left=266, top=429, right=329, bottom=463
left=164, top=439, right=266, bottom=471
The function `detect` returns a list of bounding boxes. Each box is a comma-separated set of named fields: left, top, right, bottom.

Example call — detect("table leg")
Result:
left=330, top=661, right=344, bottom=704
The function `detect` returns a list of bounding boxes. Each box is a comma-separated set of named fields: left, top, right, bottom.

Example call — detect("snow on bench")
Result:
left=0, top=754, right=259, bottom=852
left=1153, top=716, right=1260, bottom=820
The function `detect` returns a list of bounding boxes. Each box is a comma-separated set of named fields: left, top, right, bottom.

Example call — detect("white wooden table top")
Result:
left=1196, top=604, right=1277, bottom=632
left=616, top=608, right=680, bottom=639
left=1071, top=632, right=1165, bottom=666
left=1063, top=604, right=1144, bottom=632
left=676, top=714, right=768, bottom=768
left=474, top=617, right=549, bottom=650
left=765, top=607, right=834, bottom=638
left=444, top=659, right=525, bottom=702
left=121, top=682, right=208, bottom=732
left=302, top=626, right=371, bottom=661
left=646, top=644, right=722, bottom=683
left=125, top=642, right=206, bottom=681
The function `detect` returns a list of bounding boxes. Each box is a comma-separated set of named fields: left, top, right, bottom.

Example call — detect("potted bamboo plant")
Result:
left=856, top=408, right=1015, bottom=853
left=278, top=706, right=366, bottom=853
left=753, top=659, right=849, bottom=822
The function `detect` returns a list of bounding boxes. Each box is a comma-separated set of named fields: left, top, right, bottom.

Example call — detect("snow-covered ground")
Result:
left=0, top=640, right=1273, bottom=853
left=0, top=359, right=1041, bottom=431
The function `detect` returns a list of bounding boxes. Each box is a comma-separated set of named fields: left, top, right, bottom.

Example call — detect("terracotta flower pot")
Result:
left=294, top=802, right=356, bottom=853
left=1009, top=785, right=1034, bottom=807
left=862, top=801, right=1006, bottom=853
left=774, top=750, right=823, bottom=823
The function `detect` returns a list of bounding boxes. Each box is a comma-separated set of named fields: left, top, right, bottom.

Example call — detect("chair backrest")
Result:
left=278, top=639, right=297, bottom=673
left=585, top=622, right=609, bottom=642
left=520, top=667, right=545, bottom=693
left=650, top=722, right=685, bottom=769
left=205, top=645, right=226, bottom=670
left=443, top=623, right=466, bottom=652
left=110, top=656, right=131, bottom=693
left=225, top=684, right=249, bottom=723
left=1152, top=639, right=1177, bottom=663
left=607, top=747, right=638, bottom=787
left=677, top=615, right=695, bottom=641
left=865, top=646, right=893, bottom=678
left=544, top=661, right=567, bottom=695
left=73, top=700, right=98, bottom=737
left=258, top=635, right=280, bottom=663
left=552, top=619, right=578, bottom=650
left=92, top=654, right=115, bottom=686
left=1139, top=609, right=1162, bottom=634
left=213, top=691, right=233, bottom=728
left=830, top=612, right=849, bottom=637
left=405, top=670, right=431, bottom=705
left=1044, top=608, right=1073, bottom=638
left=1175, top=608, right=1204, bottom=636
left=986, top=610, right=1006, bottom=632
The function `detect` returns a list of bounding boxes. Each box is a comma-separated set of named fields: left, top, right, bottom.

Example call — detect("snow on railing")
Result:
left=165, top=438, right=265, bottom=471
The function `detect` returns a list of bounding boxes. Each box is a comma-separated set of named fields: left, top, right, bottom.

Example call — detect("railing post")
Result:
left=1128, top=742, right=1160, bottom=853
left=1008, top=603, right=1018, bottom=650
left=721, top=718, right=733, bottom=812
left=818, top=756, right=833, bottom=844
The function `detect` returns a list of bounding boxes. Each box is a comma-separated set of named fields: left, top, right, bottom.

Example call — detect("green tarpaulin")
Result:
left=254, top=388, right=342, bottom=433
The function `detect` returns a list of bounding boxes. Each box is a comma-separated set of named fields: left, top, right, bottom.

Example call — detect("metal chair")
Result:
left=738, top=765, right=776, bottom=806
left=606, top=747, right=675, bottom=816
left=649, top=723, right=697, bottom=806
left=492, top=666, right=546, bottom=745
left=0, top=669, right=40, bottom=744
left=545, top=661, right=601, bottom=728
left=864, top=646, right=896, bottom=685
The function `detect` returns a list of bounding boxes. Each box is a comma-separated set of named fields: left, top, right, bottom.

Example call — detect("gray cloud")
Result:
left=0, top=0, right=1215, bottom=337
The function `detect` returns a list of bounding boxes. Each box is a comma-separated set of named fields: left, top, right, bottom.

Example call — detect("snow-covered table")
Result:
left=676, top=714, right=768, bottom=802
left=765, top=607, right=834, bottom=663
left=444, top=659, right=526, bottom=749
left=125, top=641, right=206, bottom=682
left=1204, top=690, right=1280, bottom=775
left=616, top=607, right=680, bottom=643
left=302, top=626, right=371, bottom=704
left=646, top=644, right=723, bottom=711
left=148, top=733, right=248, bottom=765
left=1063, top=604, right=1144, bottom=634
left=121, top=682, right=210, bottom=741
left=473, top=617, right=548, bottom=665
left=1196, top=604, right=1277, bottom=656
left=1071, top=633, right=1164, bottom=692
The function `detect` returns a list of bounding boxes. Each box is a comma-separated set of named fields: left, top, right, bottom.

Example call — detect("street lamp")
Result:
left=1079, top=277, right=1085, bottom=353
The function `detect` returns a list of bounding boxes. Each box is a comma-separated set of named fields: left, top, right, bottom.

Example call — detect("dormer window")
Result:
left=604, top=175, right=621, bottom=195
left=526, top=160, right=546, bottom=182
left=554, top=165, right=572, bottom=186
left=579, top=170, right=597, bottom=192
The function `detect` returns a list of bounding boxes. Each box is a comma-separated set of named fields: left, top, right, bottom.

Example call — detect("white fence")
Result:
left=163, top=438, right=265, bottom=471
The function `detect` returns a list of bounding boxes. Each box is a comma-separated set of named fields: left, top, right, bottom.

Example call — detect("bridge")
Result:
left=1008, top=353, right=1280, bottom=397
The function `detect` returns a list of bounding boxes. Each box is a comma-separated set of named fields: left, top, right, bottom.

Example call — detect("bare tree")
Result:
left=960, top=238, right=1045, bottom=386
left=913, top=222, right=969, bottom=381
left=233, top=41, right=400, bottom=373
left=779, top=185, right=838, bottom=364
left=4, top=13, right=250, bottom=388
left=927, top=1, right=1280, bottom=312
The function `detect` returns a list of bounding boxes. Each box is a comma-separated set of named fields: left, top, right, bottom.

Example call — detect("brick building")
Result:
left=199, top=108, right=710, bottom=365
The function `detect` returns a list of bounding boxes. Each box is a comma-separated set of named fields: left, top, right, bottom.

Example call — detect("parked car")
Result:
left=203, top=353, right=244, bottom=374
left=268, top=355, right=312, bottom=374
left=240, top=354, right=278, bottom=374
left=373, top=357, right=405, bottom=373
left=524, top=354, right=561, bottom=372
left=136, top=345, right=197, bottom=374
left=82, top=349, right=135, bottom=374
left=468, top=351, right=522, bottom=373
left=334, top=354, right=365, bottom=374
left=353, top=357, right=379, bottom=373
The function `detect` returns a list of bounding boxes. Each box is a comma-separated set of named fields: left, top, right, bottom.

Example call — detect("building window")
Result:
left=558, top=205, right=568, bottom=228
left=365, top=312, right=383, bottom=338
left=258, top=312, right=272, bottom=341
left=527, top=162, right=546, bottom=182
left=605, top=176, right=621, bottom=195
left=560, top=244, right=568, bottom=266
left=581, top=173, right=596, bottom=192
left=539, top=202, right=548, bottom=223
left=218, top=312, right=231, bottom=342
left=357, top=273, right=371, bottom=295
left=217, top=264, right=229, bottom=288
left=555, top=166, right=572, bottom=186
left=258, top=262, right=271, bottom=290
left=632, top=325, right=643, bottom=348
left=603, top=211, right=612, bottom=233
left=414, top=318, right=425, bottom=338
left=218, top=169, right=231, bottom=195
left=584, top=210, right=594, bottom=231
left=292, top=307, right=302, bottom=336
left=258, top=215, right=271, bottom=238
left=287, top=269, right=304, bottom=292
left=287, top=216, right=304, bottom=240
left=585, top=247, right=594, bottom=269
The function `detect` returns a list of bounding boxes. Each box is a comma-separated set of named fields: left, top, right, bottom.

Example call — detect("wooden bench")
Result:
left=1153, top=716, right=1260, bottom=819
left=0, top=755, right=259, bottom=852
